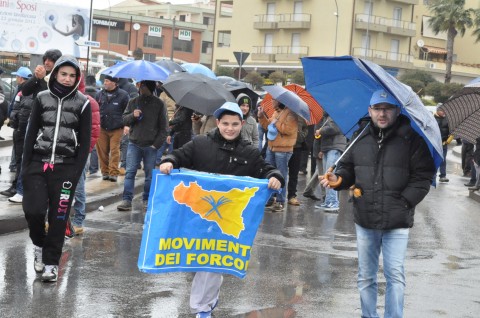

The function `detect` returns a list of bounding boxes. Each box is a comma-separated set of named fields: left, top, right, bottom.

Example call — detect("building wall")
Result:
left=212, top=0, right=480, bottom=81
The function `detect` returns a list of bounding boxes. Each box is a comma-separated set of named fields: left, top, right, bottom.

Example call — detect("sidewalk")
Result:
left=0, top=125, right=144, bottom=235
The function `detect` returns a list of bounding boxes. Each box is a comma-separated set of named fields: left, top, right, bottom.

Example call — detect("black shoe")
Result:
left=439, top=177, right=449, bottom=183
left=464, top=182, right=476, bottom=187
left=102, top=175, right=109, bottom=180
left=0, top=187, right=16, bottom=197
left=303, top=192, right=321, bottom=201
left=0, top=136, right=5, bottom=141
left=109, top=176, right=118, bottom=182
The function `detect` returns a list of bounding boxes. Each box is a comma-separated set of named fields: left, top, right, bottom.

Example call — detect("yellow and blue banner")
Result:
left=138, top=169, right=274, bottom=279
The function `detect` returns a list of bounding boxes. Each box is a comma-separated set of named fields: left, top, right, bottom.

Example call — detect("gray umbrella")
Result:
left=161, top=72, right=236, bottom=115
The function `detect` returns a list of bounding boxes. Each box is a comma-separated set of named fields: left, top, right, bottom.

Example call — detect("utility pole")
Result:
left=170, top=17, right=176, bottom=61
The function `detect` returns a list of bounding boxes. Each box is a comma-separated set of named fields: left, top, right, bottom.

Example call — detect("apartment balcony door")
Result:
left=265, top=33, right=273, bottom=54
left=291, top=33, right=300, bottom=54
left=393, top=7, right=402, bottom=28
left=390, top=39, right=399, bottom=61
left=293, top=1, right=303, bottom=22
left=267, top=3, right=276, bottom=22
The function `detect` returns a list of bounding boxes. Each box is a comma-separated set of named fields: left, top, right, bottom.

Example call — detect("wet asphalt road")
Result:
left=0, top=160, right=479, bottom=317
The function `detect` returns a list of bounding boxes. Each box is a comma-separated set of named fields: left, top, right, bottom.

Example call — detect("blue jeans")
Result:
left=355, top=224, right=409, bottom=318
left=265, top=148, right=292, bottom=203
left=120, top=134, right=129, bottom=169
left=16, top=165, right=24, bottom=195
left=258, top=124, right=266, bottom=152
left=323, top=149, right=341, bottom=206
left=89, top=147, right=98, bottom=173
left=438, top=145, right=448, bottom=178
left=156, top=135, right=174, bottom=165
left=123, top=142, right=157, bottom=202
left=72, top=164, right=88, bottom=227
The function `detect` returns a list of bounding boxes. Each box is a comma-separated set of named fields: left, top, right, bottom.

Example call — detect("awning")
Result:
left=424, top=45, right=447, bottom=55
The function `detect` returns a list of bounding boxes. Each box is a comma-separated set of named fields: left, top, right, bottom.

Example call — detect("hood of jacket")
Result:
left=47, top=54, right=82, bottom=99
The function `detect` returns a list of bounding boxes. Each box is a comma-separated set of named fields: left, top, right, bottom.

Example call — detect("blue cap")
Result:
left=12, top=66, right=32, bottom=79
left=213, top=102, right=243, bottom=119
left=370, top=89, right=400, bottom=107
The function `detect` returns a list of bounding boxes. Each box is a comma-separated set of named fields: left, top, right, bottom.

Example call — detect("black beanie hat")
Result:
left=104, top=75, right=119, bottom=83
left=236, top=93, right=252, bottom=108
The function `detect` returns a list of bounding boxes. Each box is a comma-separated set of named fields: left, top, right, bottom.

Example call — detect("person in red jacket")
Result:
left=68, top=75, right=100, bottom=235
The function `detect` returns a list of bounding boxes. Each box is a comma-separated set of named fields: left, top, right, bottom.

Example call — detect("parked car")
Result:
left=0, top=79, right=13, bottom=103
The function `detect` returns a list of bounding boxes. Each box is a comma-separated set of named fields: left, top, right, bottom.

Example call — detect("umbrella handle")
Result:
left=323, top=166, right=342, bottom=189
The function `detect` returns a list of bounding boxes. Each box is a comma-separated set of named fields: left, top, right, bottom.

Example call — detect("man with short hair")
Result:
left=95, top=75, right=129, bottom=182
left=117, top=81, right=168, bottom=211
left=159, top=102, right=283, bottom=318
left=321, top=89, right=436, bottom=317
left=21, top=49, right=62, bottom=98
left=434, top=105, right=451, bottom=183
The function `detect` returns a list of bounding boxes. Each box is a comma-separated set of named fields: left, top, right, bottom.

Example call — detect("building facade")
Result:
left=212, top=0, right=480, bottom=83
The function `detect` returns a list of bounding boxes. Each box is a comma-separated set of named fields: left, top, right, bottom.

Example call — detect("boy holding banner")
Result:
left=159, top=101, right=284, bottom=318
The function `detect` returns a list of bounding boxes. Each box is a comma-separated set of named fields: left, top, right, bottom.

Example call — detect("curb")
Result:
left=0, top=182, right=144, bottom=236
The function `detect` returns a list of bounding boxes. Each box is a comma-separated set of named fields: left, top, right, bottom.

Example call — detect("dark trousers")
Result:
left=462, top=142, right=474, bottom=174
left=287, top=147, right=303, bottom=199
left=12, top=129, right=25, bottom=188
left=23, top=161, right=79, bottom=265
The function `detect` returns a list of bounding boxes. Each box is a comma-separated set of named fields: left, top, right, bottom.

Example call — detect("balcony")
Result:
left=277, top=13, right=311, bottom=29
left=252, top=46, right=276, bottom=62
left=388, top=0, right=419, bottom=5
left=275, top=46, right=309, bottom=61
left=254, top=14, right=278, bottom=30
left=355, top=14, right=416, bottom=37
left=352, top=47, right=414, bottom=69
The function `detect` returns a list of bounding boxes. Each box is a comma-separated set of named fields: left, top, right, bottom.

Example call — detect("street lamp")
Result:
left=334, top=0, right=338, bottom=56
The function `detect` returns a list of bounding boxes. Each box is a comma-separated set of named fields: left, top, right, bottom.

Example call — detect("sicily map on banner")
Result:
left=138, top=169, right=274, bottom=279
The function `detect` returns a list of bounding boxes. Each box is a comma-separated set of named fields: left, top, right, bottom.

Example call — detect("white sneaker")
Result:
left=41, top=265, right=58, bottom=282
left=34, top=246, right=44, bottom=273
left=8, top=193, right=23, bottom=203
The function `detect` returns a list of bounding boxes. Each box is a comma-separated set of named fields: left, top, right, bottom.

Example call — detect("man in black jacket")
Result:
left=159, top=102, right=283, bottom=318
left=95, top=75, right=129, bottom=182
left=321, top=90, right=435, bottom=318
left=117, top=80, right=168, bottom=211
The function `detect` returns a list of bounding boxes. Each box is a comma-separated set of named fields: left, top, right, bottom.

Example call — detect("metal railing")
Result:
left=352, top=47, right=414, bottom=63
left=355, top=13, right=415, bottom=30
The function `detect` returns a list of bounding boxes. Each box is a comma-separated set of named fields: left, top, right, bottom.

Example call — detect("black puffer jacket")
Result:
left=335, top=115, right=435, bottom=230
left=22, top=55, right=92, bottom=167
left=9, top=93, right=34, bottom=133
left=161, top=129, right=285, bottom=186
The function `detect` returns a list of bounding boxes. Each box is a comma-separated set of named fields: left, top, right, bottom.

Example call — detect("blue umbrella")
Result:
left=182, top=63, right=217, bottom=79
left=262, top=85, right=310, bottom=122
left=301, top=56, right=443, bottom=170
left=101, top=60, right=170, bottom=82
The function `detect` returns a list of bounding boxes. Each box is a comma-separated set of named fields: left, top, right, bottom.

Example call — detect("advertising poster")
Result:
left=0, top=0, right=90, bottom=58
left=138, top=169, right=274, bottom=279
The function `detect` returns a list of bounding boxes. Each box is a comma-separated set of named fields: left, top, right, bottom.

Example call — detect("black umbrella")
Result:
left=161, top=72, right=236, bottom=115
left=224, top=80, right=260, bottom=107
left=441, top=83, right=480, bottom=144
left=155, top=59, right=186, bottom=73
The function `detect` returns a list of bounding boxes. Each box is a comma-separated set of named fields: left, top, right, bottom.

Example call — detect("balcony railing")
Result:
left=252, top=46, right=309, bottom=61
left=277, top=13, right=311, bottom=29
left=388, top=0, right=419, bottom=5
left=254, top=14, right=278, bottom=29
left=254, top=13, right=311, bottom=30
left=352, top=47, right=414, bottom=68
left=355, top=14, right=416, bottom=36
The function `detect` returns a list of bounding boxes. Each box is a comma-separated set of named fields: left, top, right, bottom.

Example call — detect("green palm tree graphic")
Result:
left=201, top=195, right=233, bottom=219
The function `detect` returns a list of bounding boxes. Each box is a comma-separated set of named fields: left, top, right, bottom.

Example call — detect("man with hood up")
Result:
left=21, top=49, right=62, bottom=98
left=22, top=55, right=92, bottom=283
left=237, top=93, right=259, bottom=148
left=117, top=80, right=168, bottom=212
